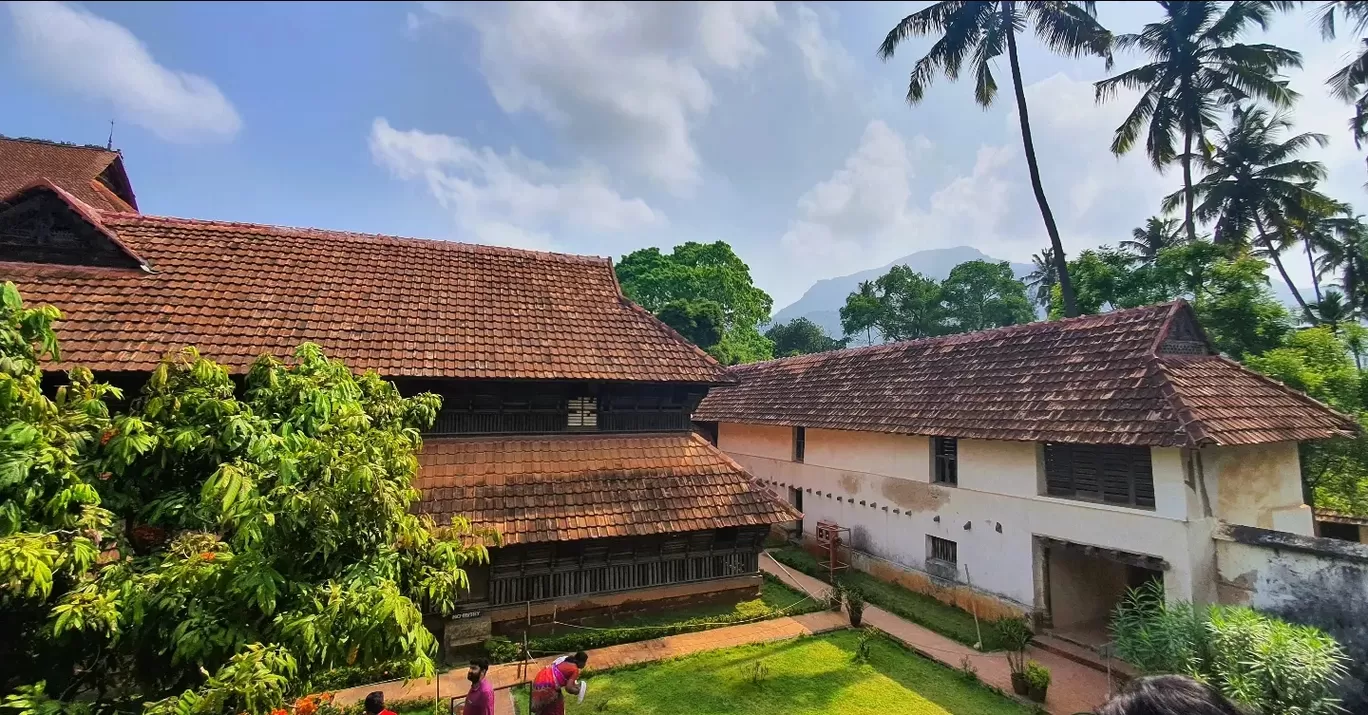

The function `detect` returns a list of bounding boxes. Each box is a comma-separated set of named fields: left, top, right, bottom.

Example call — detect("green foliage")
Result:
left=654, top=299, right=724, bottom=351
left=1023, top=661, right=1050, bottom=691
left=1246, top=327, right=1361, bottom=411
left=481, top=576, right=818, bottom=664
left=514, top=630, right=1032, bottom=715
left=839, top=261, right=1034, bottom=344
left=1112, top=582, right=1348, bottom=715
left=941, top=261, right=1034, bottom=333
left=768, top=546, right=1004, bottom=650
left=764, top=318, right=846, bottom=357
left=1, top=283, right=492, bottom=712
left=992, top=617, right=1033, bottom=675
left=843, top=583, right=866, bottom=625
left=615, top=242, right=774, bottom=364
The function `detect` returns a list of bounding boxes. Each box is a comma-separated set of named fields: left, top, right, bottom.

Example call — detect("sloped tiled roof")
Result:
left=2, top=189, right=726, bottom=383
left=413, top=432, right=800, bottom=545
left=0, top=136, right=135, bottom=213
left=694, top=302, right=1358, bottom=447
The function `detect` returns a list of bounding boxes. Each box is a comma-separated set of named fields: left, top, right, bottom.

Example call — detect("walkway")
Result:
left=332, top=608, right=846, bottom=714
left=761, top=552, right=1115, bottom=715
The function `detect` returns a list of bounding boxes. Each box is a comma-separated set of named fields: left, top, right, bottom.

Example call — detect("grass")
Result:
left=509, top=630, right=1032, bottom=715
left=485, top=574, right=823, bottom=662
left=768, top=545, right=1004, bottom=651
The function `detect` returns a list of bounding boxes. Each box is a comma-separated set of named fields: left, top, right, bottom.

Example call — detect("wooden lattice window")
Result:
left=793, top=426, right=805, bottom=463
left=933, top=437, right=958, bottom=486
left=568, top=396, right=598, bottom=430
left=1044, top=443, right=1155, bottom=509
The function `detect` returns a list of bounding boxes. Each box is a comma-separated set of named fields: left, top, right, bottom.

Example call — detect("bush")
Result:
left=1024, top=661, right=1050, bottom=690
left=484, top=637, right=523, bottom=664
left=993, top=616, right=1032, bottom=675
left=1112, top=581, right=1348, bottom=715
left=844, top=584, right=866, bottom=626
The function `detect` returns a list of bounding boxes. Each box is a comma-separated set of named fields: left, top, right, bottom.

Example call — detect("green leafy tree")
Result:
left=840, top=281, right=882, bottom=345
left=1246, top=326, right=1361, bottom=412
left=1314, top=212, right=1368, bottom=315
left=872, top=265, right=945, bottom=341
left=879, top=1, right=1112, bottom=318
left=764, top=318, right=847, bottom=357
left=616, top=242, right=774, bottom=364
left=655, top=299, right=725, bottom=351
left=1, top=282, right=120, bottom=692
left=1172, top=105, right=1328, bottom=321
left=1, top=284, right=492, bottom=712
left=940, top=260, right=1034, bottom=332
left=1095, top=1, right=1301, bottom=244
left=1186, top=250, right=1292, bottom=359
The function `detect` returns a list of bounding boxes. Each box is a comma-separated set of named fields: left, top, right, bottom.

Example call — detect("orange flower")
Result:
left=100, top=429, right=117, bottom=445
left=201, top=552, right=216, bottom=561
left=294, top=696, right=318, bottom=715
left=271, top=709, right=287, bottom=715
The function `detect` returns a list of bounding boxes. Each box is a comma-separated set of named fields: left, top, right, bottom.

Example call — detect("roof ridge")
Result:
left=0, top=135, right=117, bottom=155
left=100, top=211, right=614, bottom=265
left=731, top=301, right=1183, bottom=373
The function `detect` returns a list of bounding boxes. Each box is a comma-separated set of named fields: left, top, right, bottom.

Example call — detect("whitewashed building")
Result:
left=693, top=302, right=1357, bottom=645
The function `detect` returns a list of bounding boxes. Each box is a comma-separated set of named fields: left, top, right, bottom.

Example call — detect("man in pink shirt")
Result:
left=458, top=657, right=495, bottom=715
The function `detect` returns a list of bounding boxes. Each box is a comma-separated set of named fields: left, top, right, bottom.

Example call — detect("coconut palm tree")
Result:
left=1167, top=105, right=1327, bottom=323
left=879, top=1, right=1112, bottom=319
left=1024, top=247, right=1058, bottom=309
left=1311, top=288, right=1352, bottom=330
left=1318, top=2, right=1368, bottom=147
left=1283, top=190, right=1354, bottom=304
left=1095, top=1, right=1301, bottom=245
left=1314, top=212, right=1368, bottom=314
left=1122, top=216, right=1185, bottom=264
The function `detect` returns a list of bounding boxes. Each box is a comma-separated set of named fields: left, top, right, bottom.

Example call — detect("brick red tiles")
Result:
left=0, top=137, right=135, bottom=213
left=4, top=198, right=726, bottom=383
left=414, top=432, right=799, bottom=544
left=695, top=302, right=1357, bottom=447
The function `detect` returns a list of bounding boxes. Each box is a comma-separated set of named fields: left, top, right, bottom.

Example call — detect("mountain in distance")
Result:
left=772, top=246, right=1035, bottom=339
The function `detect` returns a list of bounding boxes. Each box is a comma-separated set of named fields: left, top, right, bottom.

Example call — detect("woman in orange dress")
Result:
left=529, top=651, right=588, bottom=715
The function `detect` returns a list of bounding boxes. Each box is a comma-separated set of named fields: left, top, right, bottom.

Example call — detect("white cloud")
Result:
left=423, top=1, right=778, bottom=194
left=8, top=1, right=241, bottom=143
left=369, top=118, right=662, bottom=252
left=791, top=3, right=853, bottom=91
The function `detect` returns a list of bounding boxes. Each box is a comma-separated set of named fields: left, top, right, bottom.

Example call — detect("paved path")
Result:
left=761, top=552, right=1115, bottom=715
left=332, top=608, right=846, bottom=714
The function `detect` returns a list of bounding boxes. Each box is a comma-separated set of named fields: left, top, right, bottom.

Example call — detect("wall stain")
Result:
left=881, top=478, right=946, bottom=512
left=839, top=472, right=864, bottom=495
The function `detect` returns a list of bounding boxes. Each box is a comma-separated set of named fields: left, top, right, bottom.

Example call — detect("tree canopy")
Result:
left=764, top=318, right=847, bottom=357
left=838, top=260, right=1035, bottom=344
left=0, top=283, right=490, bottom=714
left=616, top=242, right=774, bottom=365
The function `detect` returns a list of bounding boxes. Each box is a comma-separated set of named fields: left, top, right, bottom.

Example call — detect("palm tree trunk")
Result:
left=1182, top=131, right=1197, bottom=244
left=1005, top=4, right=1077, bottom=318
left=1305, top=237, right=1323, bottom=304
left=1256, top=214, right=1316, bottom=324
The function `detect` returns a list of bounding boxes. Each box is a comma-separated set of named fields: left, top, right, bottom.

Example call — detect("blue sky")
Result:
left=3, top=1, right=1365, bottom=311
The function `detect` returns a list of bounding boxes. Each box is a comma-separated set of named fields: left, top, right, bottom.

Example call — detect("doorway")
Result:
left=1034, top=537, right=1165, bottom=650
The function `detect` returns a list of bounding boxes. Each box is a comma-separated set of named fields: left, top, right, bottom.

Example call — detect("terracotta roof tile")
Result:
left=413, top=432, right=799, bottom=544
left=4, top=200, right=726, bottom=382
left=694, top=302, right=1358, bottom=447
left=0, top=136, right=135, bottom=213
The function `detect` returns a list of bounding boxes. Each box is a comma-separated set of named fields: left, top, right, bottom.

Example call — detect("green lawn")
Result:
left=768, top=546, right=1004, bottom=650
left=510, top=631, right=1031, bottom=715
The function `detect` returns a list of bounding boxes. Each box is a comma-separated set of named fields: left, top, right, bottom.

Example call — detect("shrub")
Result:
left=845, top=584, right=866, bottom=626
left=1024, top=661, right=1050, bottom=690
left=993, top=616, right=1033, bottom=675
left=484, top=637, right=522, bottom=664
left=1112, top=581, right=1348, bottom=715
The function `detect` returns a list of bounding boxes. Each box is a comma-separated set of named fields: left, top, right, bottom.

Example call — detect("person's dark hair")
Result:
left=573, top=651, right=589, bottom=667
left=470, top=657, right=490, bottom=671
left=364, top=691, right=385, bottom=714
left=1096, top=675, right=1247, bottom=715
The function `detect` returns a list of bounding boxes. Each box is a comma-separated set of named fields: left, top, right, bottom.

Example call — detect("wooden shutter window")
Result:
left=1044, top=444, right=1154, bottom=510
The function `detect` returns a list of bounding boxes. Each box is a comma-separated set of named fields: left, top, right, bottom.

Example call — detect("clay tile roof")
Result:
left=4, top=210, right=727, bottom=383
left=413, top=432, right=799, bottom=544
left=694, top=301, right=1359, bottom=447
left=0, top=136, right=136, bottom=213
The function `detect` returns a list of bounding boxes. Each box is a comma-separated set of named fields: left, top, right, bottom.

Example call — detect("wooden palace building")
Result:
left=0, top=136, right=798, bottom=652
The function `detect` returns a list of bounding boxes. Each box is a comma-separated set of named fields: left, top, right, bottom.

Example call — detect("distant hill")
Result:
left=772, top=246, right=1035, bottom=340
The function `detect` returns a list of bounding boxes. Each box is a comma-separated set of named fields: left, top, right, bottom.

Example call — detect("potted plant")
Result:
left=845, top=585, right=866, bottom=627
left=994, top=616, right=1033, bottom=696
left=1024, top=660, right=1050, bottom=703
